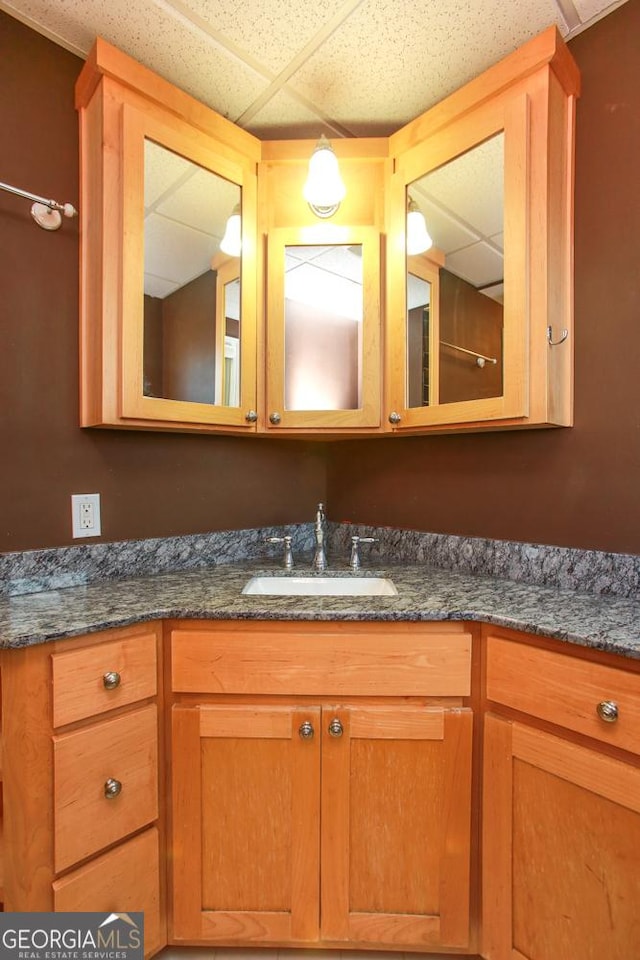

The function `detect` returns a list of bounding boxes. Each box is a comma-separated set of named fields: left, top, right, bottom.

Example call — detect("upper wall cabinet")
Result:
left=76, top=29, right=578, bottom=437
left=386, top=27, right=580, bottom=433
left=75, top=40, right=260, bottom=433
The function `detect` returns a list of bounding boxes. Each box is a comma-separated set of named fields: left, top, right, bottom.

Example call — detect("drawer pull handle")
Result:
left=103, top=671, right=121, bottom=690
left=298, top=721, right=314, bottom=740
left=328, top=718, right=343, bottom=738
left=596, top=700, right=619, bottom=723
left=104, top=777, right=122, bottom=799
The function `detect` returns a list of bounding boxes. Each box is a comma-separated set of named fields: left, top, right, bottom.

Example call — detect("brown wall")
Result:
left=1, top=3, right=639, bottom=556
left=328, top=0, right=640, bottom=554
left=0, top=11, right=325, bottom=552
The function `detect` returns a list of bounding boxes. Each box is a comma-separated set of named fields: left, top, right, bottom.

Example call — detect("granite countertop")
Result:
left=1, top=559, right=640, bottom=659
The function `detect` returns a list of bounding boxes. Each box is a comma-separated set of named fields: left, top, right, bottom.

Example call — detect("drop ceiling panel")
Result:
left=410, top=197, right=482, bottom=256
left=175, top=0, right=351, bottom=74
left=144, top=142, right=193, bottom=208
left=571, top=0, right=627, bottom=20
left=245, top=88, right=340, bottom=140
left=288, top=0, right=569, bottom=134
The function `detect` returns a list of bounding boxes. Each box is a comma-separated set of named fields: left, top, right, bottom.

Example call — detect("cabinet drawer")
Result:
left=486, top=635, right=640, bottom=754
left=53, top=828, right=162, bottom=957
left=54, top=704, right=158, bottom=871
left=52, top=630, right=157, bottom=727
left=171, top=622, right=472, bottom=696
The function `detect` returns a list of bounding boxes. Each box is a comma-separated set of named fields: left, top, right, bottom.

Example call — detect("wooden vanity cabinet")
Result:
left=0, top=623, right=165, bottom=957
left=482, top=629, right=640, bottom=959
left=169, top=620, right=475, bottom=952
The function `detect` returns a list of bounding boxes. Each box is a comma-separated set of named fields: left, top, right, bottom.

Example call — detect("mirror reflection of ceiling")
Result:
left=285, top=246, right=363, bottom=322
left=2, top=0, right=627, bottom=139
left=143, top=140, right=240, bottom=299
left=410, top=134, right=505, bottom=303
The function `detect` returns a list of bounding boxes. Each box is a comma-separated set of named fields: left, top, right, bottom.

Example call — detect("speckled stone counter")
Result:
left=1, top=560, right=640, bottom=660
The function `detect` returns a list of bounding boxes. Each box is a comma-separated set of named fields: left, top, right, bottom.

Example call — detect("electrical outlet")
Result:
left=71, top=493, right=101, bottom=538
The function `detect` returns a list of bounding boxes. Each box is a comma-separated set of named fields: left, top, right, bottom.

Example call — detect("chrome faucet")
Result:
left=312, top=502, right=328, bottom=572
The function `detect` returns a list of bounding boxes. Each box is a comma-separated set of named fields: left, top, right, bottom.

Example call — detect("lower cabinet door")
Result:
left=320, top=705, right=473, bottom=950
left=52, top=828, right=163, bottom=958
left=483, top=714, right=640, bottom=960
left=171, top=703, right=321, bottom=943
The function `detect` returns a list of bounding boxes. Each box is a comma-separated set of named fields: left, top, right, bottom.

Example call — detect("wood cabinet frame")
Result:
left=76, top=28, right=579, bottom=438
left=385, top=27, right=579, bottom=433
left=76, top=40, right=260, bottom=433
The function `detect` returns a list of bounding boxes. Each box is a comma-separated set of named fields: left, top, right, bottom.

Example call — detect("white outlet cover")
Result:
left=71, top=493, right=102, bottom=538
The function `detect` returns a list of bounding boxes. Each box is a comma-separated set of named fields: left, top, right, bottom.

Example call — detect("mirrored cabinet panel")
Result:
left=77, top=30, right=578, bottom=437
left=407, top=133, right=505, bottom=409
left=142, top=140, right=242, bottom=408
left=387, top=27, right=579, bottom=433
left=76, top=39, right=259, bottom=433
left=266, top=227, right=381, bottom=431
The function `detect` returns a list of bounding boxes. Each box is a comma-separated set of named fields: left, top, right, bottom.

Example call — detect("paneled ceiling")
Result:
left=0, top=0, right=629, bottom=140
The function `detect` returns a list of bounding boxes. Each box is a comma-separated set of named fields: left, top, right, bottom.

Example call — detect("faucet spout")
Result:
left=312, top=502, right=328, bottom=572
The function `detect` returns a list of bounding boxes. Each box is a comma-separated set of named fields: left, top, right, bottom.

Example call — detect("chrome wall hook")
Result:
left=547, top=325, right=569, bottom=346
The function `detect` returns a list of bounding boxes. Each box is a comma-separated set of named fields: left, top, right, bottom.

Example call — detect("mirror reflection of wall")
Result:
left=142, top=139, right=241, bottom=406
left=408, top=132, right=504, bottom=405
left=283, top=245, right=363, bottom=412
left=407, top=273, right=431, bottom=407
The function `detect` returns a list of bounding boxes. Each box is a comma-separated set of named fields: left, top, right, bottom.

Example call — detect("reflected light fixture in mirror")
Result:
left=303, top=135, right=346, bottom=219
left=220, top=203, right=242, bottom=256
left=406, top=197, right=433, bottom=255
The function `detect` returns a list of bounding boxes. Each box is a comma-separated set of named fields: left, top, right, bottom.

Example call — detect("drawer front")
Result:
left=486, top=635, right=640, bottom=754
left=171, top=623, right=472, bottom=696
left=52, top=630, right=157, bottom=727
left=54, top=704, right=158, bottom=871
left=53, top=828, right=162, bottom=957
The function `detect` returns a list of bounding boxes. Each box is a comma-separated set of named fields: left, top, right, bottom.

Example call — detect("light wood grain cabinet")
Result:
left=169, top=620, right=474, bottom=951
left=0, top=623, right=164, bottom=957
left=482, top=633, right=640, bottom=959
left=75, top=29, right=579, bottom=439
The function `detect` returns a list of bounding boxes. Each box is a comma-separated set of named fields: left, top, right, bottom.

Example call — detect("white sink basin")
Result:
left=242, top=576, right=398, bottom=597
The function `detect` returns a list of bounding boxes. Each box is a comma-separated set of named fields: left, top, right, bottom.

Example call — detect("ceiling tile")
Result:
left=244, top=88, right=336, bottom=139
left=155, top=166, right=239, bottom=237
left=286, top=0, right=569, bottom=135
left=174, top=0, right=352, bottom=74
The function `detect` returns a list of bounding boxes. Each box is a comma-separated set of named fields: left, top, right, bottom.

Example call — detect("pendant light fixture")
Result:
left=406, top=197, right=433, bottom=255
left=303, top=135, right=346, bottom=219
left=220, top=203, right=242, bottom=256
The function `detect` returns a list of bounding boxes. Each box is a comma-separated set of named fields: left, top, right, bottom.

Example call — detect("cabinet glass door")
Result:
left=266, top=226, right=381, bottom=430
left=120, top=105, right=257, bottom=428
left=387, top=93, right=529, bottom=429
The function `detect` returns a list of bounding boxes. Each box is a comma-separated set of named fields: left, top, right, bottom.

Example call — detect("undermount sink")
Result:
left=242, top=575, right=398, bottom=597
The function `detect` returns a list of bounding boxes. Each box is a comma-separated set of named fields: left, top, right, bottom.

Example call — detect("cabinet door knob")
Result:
left=328, top=717, right=343, bottom=738
left=245, top=410, right=258, bottom=423
left=103, top=671, right=121, bottom=690
left=388, top=411, right=402, bottom=425
left=596, top=700, right=619, bottom=723
left=269, top=412, right=282, bottom=425
left=299, top=720, right=314, bottom=740
left=104, top=777, right=122, bottom=799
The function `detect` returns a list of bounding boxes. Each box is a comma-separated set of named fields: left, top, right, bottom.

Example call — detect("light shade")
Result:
left=220, top=203, right=242, bottom=256
left=303, top=135, right=346, bottom=219
left=406, top=197, right=433, bottom=255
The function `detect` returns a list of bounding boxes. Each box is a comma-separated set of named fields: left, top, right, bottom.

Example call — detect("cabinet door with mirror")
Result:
left=76, top=43, right=259, bottom=433
left=265, top=225, right=381, bottom=432
left=386, top=30, right=579, bottom=433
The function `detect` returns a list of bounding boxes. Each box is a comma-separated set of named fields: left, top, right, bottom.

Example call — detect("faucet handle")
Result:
left=265, top=535, right=294, bottom=570
left=349, top=536, right=379, bottom=570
